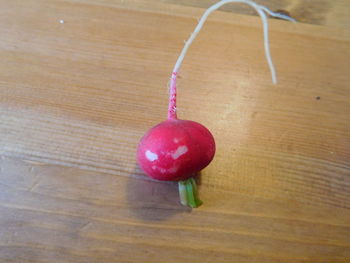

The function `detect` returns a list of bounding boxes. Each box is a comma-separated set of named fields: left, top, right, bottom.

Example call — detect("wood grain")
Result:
left=170, top=0, right=350, bottom=28
left=0, top=0, right=349, bottom=262
left=76, top=0, right=350, bottom=28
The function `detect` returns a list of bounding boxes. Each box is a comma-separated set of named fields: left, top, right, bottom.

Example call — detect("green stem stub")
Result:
left=178, top=178, right=202, bottom=208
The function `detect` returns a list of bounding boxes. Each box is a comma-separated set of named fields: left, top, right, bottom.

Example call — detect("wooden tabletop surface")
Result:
left=1, top=0, right=349, bottom=262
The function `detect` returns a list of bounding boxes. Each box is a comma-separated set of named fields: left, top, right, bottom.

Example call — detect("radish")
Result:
left=137, top=0, right=295, bottom=208
left=137, top=119, right=215, bottom=182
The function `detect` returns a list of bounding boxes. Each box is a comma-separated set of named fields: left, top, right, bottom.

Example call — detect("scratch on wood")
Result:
left=28, top=177, right=41, bottom=192
left=23, top=159, right=47, bottom=166
left=79, top=221, right=92, bottom=232
left=277, top=131, right=288, bottom=143
left=29, top=165, right=35, bottom=173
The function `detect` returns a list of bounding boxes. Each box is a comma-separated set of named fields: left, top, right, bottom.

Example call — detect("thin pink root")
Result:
left=168, top=72, right=178, bottom=119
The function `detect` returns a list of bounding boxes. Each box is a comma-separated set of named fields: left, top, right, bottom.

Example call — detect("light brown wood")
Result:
left=0, top=0, right=349, bottom=262
left=143, top=0, right=350, bottom=28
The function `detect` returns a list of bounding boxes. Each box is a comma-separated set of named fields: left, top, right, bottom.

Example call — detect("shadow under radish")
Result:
left=126, top=164, right=192, bottom=221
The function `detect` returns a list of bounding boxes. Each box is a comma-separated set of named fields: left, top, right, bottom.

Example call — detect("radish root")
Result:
left=168, top=0, right=296, bottom=119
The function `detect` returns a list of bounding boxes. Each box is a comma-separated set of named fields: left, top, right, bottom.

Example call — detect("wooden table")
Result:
left=1, top=0, right=349, bottom=262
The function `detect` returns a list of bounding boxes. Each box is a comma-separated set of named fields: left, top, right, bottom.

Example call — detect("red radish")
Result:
left=137, top=119, right=215, bottom=182
left=137, top=0, right=295, bottom=208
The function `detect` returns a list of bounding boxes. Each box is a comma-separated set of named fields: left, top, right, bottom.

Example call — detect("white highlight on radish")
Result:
left=152, top=165, right=175, bottom=174
left=172, top=0, right=296, bottom=84
left=168, top=166, right=179, bottom=173
left=145, top=150, right=158, bottom=161
left=171, top=145, right=188, bottom=159
left=173, top=138, right=180, bottom=143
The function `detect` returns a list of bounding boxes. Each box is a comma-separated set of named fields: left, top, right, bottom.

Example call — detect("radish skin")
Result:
left=137, top=119, right=215, bottom=182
